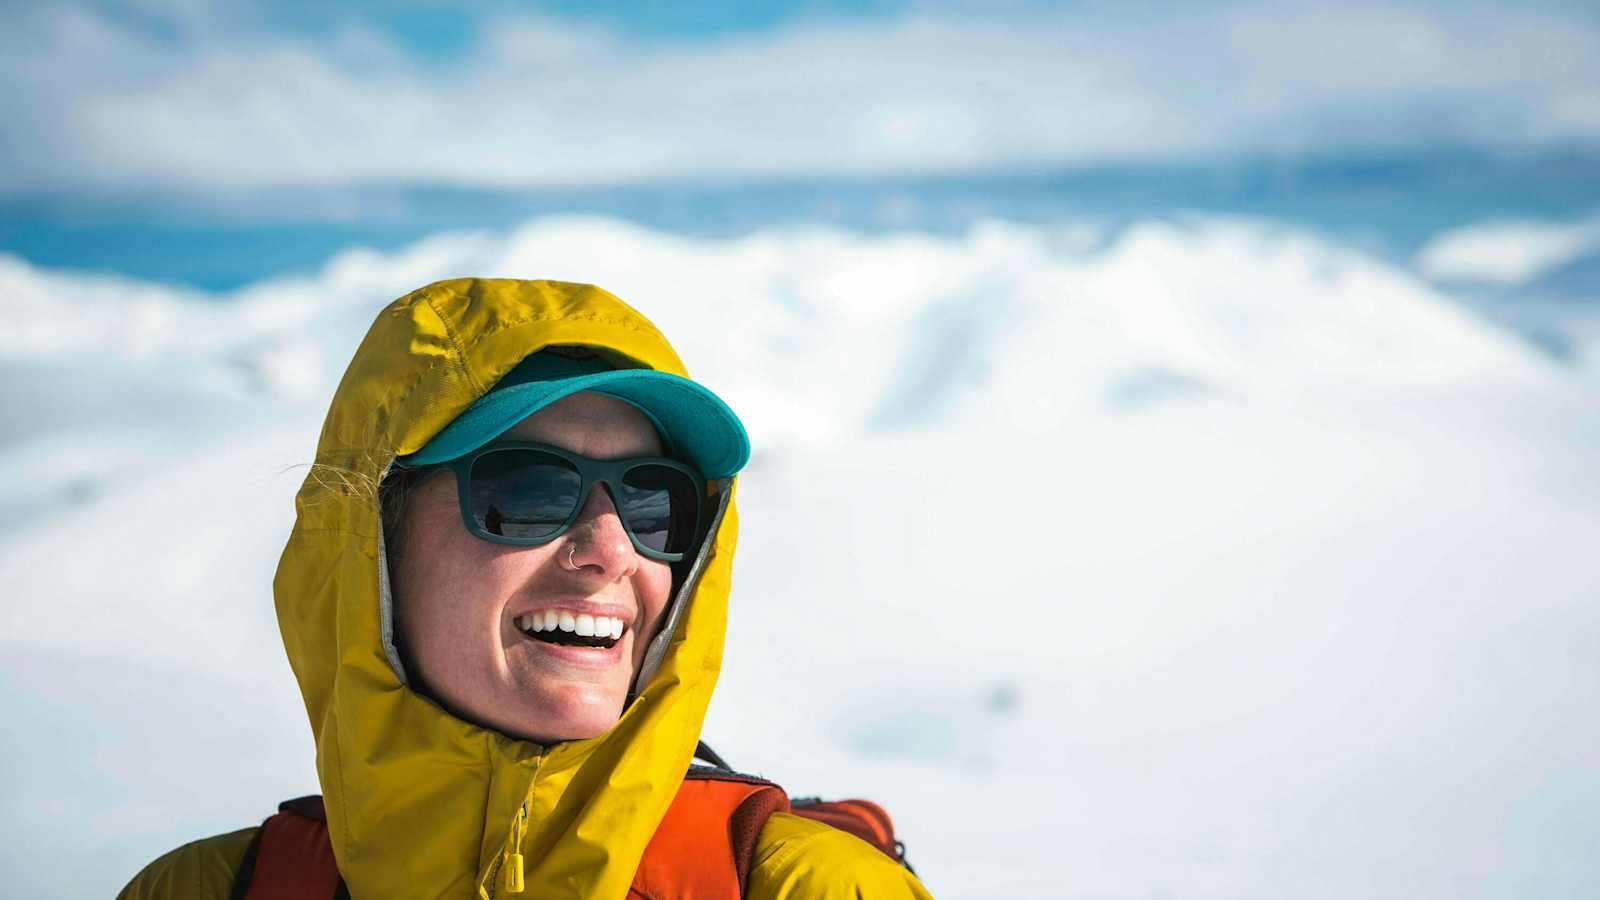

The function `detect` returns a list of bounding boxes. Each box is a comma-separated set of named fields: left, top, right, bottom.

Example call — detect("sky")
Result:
left=4, top=0, right=1600, bottom=195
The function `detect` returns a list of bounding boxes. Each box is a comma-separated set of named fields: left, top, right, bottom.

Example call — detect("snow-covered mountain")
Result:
left=1, top=215, right=1596, bottom=897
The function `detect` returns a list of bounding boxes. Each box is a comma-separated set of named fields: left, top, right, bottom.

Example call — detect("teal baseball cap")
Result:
left=401, top=347, right=750, bottom=479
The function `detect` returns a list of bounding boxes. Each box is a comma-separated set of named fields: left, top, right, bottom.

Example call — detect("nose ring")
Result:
left=567, top=542, right=580, bottom=571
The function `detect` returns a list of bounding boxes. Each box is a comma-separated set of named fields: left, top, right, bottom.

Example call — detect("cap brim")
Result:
left=400, top=369, right=750, bottom=479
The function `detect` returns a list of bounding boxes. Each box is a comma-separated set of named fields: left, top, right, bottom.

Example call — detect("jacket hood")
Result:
left=273, top=279, right=741, bottom=899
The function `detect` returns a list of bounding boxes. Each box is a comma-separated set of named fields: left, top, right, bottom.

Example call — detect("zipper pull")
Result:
left=503, top=852, right=525, bottom=893
left=501, top=800, right=530, bottom=894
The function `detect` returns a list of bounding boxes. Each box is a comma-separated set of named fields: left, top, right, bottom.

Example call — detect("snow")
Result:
left=1, top=214, right=1597, bottom=897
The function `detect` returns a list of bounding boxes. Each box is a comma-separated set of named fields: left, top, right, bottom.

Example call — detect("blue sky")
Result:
left=4, top=0, right=1599, bottom=195
left=85, top=0, right=914, bottom=56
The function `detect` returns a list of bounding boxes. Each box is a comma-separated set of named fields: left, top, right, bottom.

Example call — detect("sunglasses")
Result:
left=395, top=441, right=706, bottom=562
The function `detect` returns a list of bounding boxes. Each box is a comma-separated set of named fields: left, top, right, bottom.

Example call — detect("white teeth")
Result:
left=519, top=610, right=626, bottom=642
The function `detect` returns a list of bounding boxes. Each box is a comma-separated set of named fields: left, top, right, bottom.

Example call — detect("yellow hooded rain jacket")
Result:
left=117, top=279, right=932, bottom=899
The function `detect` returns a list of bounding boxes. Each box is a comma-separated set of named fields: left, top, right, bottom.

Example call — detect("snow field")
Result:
left=1, top=213, right=1596, bottom=897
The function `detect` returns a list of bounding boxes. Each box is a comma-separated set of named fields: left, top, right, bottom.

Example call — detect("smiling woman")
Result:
left=388, top=390, right=687, bottom=744
left=115, top=278, right=929, bottom=899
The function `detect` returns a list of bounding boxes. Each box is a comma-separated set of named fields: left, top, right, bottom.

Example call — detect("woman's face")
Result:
left=391, top=391, right=676, bottom=744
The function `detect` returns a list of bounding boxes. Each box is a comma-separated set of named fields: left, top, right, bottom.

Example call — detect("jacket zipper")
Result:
left=479, top=480, right=734, bottom=897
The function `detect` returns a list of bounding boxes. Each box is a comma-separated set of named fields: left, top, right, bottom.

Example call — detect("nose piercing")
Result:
left=567, top=542, right=580, bottom=571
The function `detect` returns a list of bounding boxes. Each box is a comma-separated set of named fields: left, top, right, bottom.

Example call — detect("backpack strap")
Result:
left=232, top=770, right=910, bottom=899
left=229, top=796, right=347, bottom=900
left=690, top=745, right=908, bottom=869
left=790, top=797, right=913, bottom=872
left=630, top=767, right=791, bottom=898
left=692, top=739, right=732, bottom=770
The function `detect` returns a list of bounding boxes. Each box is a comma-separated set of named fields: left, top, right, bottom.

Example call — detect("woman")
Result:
left=118, top=279, right=931, bottom=898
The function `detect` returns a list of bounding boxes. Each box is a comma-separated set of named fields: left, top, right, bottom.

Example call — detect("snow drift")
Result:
left=1, top=215, right=1596, bottom=898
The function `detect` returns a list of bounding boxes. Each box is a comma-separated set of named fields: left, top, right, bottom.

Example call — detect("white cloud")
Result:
left=2, top=2, right=1599, bottom=191
left=1416, top=215, right=1600, bottom=284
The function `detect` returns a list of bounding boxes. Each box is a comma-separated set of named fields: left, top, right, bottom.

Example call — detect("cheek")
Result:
left=394, top=495, right=491, bottom=653
left=635, top=561, right=676, bottom=639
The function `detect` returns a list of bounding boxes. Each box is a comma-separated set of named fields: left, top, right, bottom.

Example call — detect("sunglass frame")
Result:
left=395, top=440, right=706, bottom=562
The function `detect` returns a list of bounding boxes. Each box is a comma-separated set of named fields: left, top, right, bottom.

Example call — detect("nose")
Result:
left=562, top=483, right=640, bottom=579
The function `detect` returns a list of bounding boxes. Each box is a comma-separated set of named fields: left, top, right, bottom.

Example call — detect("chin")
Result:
left=507, top=683, right=626, bottom=744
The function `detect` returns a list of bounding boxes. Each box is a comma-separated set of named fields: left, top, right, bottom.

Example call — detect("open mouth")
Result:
left=514, top=611, right=623, bottom=650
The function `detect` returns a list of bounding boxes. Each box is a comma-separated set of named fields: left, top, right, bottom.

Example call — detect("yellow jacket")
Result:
left=118, top=279, right=931, bottom=899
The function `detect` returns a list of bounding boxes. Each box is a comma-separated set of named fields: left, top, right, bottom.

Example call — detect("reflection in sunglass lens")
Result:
left=619, top=464, right=700, bottom=555
left=468, top=450, right=581, bottom=539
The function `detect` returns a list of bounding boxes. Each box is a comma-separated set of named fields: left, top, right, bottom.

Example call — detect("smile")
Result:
left=514, top=610, right=625, bottom=649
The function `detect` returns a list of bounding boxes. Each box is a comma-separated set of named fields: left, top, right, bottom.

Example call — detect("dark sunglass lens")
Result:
left=467, top=450, right=581, bottom=540
left=618, top=465, right=700, bottom=555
